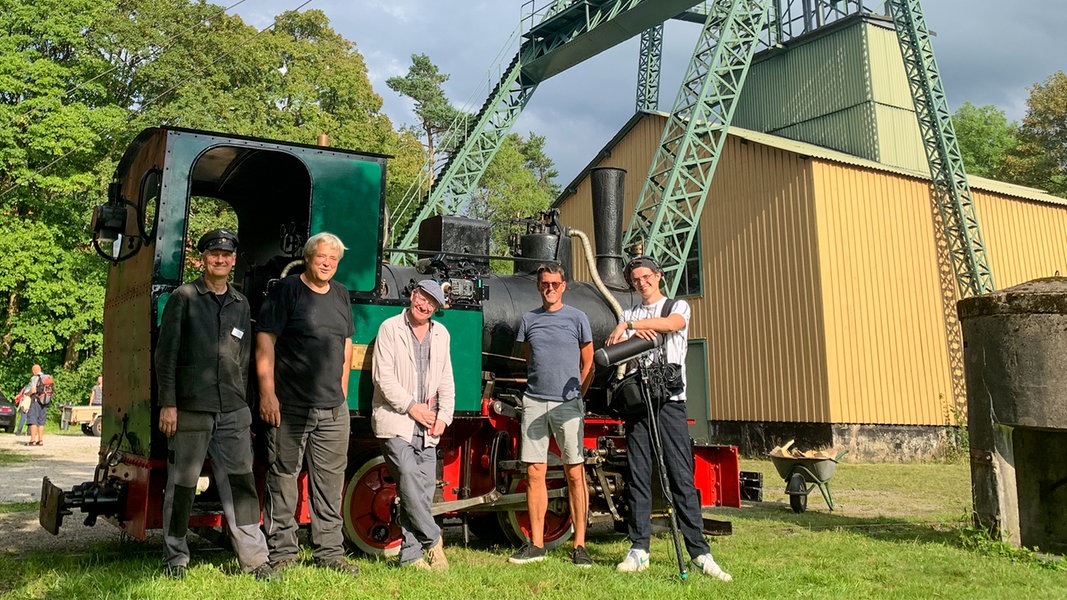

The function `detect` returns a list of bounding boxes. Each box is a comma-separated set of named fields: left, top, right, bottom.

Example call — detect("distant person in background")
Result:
left=88, top=376, right=103, bottom=406
left=14, top=385, right=31, bottom=436
left=26, top=365, right=48, bottom=446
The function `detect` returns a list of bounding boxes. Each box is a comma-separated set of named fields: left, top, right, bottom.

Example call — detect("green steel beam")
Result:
left=519, top=0, right=702, bottom=84
left=636, top=24, right=663, bottom=111
left=624, top=0, right=771, bottom=296
left=887, top=0, right=995, bottom=297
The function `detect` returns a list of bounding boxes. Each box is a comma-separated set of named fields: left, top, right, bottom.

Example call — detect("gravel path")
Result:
left=0, top=431, right=136, bottom=554
left=0, top=431, right=102, bottom=503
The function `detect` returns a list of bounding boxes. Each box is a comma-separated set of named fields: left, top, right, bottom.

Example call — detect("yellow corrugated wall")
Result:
left=972, top=190, right=1067, bottom=287
left=699, top=138, right=828, bottom=423
left=557, top=113, right=1067, bottom=427
left=560, top=115, right=831, bottom=424
left=811, top=162, right=954, bottom=425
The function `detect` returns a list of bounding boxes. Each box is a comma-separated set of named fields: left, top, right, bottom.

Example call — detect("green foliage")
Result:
left=959, top=523, right=1066, bottom=570
left=468, top=133, right=558, bottom=272
left=0, top=501, right=36, bottom=513
left=0, top=448, right=30, bottom=468
left=998, top=71, right=1067, bottom=198
left=0, top=0, right=426, bottom=401
left=935, top=393, right=970, bottom=463
left=952, top=102, right=1018, bottom=178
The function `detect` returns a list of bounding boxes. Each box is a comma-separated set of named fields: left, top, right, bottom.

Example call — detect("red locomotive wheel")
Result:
left=498, top=472, right=574, bottom=550
left=342, top=456, right=402, bottom=557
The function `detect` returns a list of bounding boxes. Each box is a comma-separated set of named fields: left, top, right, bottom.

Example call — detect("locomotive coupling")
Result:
left=40, top=477, right=125, bottom=535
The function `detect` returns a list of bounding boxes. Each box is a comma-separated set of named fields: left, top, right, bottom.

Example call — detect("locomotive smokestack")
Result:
left=590, top=167, right=628, bottom=290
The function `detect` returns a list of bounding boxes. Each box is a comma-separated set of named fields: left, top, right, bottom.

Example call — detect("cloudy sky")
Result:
left=231, top=0, right=1065, bottom=186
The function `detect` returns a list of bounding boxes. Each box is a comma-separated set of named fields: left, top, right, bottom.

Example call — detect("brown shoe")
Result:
left=404, top=558, right=432, bottom=570
left=425, top=538, right=449, bottom=571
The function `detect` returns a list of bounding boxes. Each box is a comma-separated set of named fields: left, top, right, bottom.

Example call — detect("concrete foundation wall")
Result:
left=710, top=421, right=953, bottom=462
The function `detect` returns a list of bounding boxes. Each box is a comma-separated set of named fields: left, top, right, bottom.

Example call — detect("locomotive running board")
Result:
left=431, top=488, right=568, bottom=515
left=431, top=489, right=503, bottom=515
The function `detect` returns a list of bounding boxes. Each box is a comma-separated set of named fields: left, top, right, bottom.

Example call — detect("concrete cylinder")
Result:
left=958, top=276, right=1067, bottom=554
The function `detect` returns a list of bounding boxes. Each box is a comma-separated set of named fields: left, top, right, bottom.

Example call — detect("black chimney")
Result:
left=590, top=167, right=628, bottom=289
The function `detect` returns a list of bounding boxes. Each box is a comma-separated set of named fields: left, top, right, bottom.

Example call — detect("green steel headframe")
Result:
left=391, top=0, right=995, bottom=309
left=390, top=0, right=700, bottom=259
left=887, top=0, right=995, bottom=297
left=623, top=0, right=771, bottom=297
left=636, top=24, right=663, bottom=111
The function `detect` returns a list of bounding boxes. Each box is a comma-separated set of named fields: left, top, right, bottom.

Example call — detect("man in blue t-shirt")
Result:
left=509, top=264, right=594, bottom=567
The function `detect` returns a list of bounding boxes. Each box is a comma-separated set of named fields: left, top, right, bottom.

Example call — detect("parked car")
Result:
left=0, top=391, right=15, bottom=433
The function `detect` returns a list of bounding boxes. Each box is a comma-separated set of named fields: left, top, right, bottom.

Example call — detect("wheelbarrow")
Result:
left=769, top=450, right=847, bottom=513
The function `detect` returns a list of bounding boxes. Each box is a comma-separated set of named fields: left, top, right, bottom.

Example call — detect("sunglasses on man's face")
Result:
left=539, top=281, right=564, bottom=290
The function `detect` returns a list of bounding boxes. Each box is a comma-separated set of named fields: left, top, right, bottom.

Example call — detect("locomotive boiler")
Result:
left=40, top=127, right=740, bottom=555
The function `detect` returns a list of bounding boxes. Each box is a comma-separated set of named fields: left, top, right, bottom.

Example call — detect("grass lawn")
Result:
left=0, top=459, right=1063, bottom=599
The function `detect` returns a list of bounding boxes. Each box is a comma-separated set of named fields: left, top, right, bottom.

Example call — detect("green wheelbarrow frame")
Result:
left=769, top=450, right=848, bottom=513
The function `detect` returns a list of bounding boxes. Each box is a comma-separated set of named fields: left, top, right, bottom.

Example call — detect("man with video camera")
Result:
left=605, top=256, right=732, bottom=581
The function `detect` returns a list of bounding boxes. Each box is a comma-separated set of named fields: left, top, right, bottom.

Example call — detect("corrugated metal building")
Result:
left=553, top=16, right=1067, bottom=459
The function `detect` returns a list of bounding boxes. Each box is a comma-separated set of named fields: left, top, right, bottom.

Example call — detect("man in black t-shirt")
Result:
left=256, top=232, right=358, bottom=576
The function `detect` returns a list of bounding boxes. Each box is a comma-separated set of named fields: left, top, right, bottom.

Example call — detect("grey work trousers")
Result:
left=163, top=407, right=269, bottom=571
left=380, top=435, right=441, bottom=565
left=263, top=406, right=350, bottom=564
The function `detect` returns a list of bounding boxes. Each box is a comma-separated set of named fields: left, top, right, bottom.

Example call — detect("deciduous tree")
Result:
left=469, top=133, right=559, bottom=271
left=998, top=71, right=1067, bottom=198
left=951, top=102, right=1017, bottom=178
left=0, top=0, right=425, bottom=397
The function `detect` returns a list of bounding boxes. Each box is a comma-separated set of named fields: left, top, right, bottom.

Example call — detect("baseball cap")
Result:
left=624, top=255, right=662, bottom=283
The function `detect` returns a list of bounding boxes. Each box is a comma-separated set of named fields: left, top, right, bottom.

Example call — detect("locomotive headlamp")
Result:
left=92, top=200, right=127, bottom=247
left=90, top=182, right=140, bottom=263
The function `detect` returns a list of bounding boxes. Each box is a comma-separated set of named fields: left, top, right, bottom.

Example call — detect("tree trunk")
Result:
left=63, top=330, right=82, bottom=371
left=1, top=290, right=19, bottom=359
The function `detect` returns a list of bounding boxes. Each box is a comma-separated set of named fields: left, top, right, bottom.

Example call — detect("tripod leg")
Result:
left=640, top=373, right=688, bottom=579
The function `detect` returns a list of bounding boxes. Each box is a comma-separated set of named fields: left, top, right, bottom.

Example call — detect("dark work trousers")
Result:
left=163, top=407, right=269, bottom=570
left=624, top=400, right=710, bottom=559
left=14, top=409, right=27, bottom=434
left=263, top=406, right=350, bottom=565
left=381, top=434, right=440, bottom=565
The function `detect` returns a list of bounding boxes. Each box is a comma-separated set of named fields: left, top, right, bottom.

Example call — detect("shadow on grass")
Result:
left=714, top=500, right=967, bottom=547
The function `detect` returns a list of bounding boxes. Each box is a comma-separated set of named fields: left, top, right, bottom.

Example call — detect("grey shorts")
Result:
left=519, top=395, right=585, bottom=465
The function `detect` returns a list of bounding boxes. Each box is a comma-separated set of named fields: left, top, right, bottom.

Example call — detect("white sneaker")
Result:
left=693, top=553, right=732, bottom=581
left=616, top=548, right=649, bottom=572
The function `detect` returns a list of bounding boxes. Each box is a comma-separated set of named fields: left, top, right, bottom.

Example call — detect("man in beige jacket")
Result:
left=371, top=279, right=455, bottom=570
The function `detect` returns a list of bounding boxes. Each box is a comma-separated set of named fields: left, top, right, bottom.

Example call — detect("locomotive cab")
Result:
left=47, top=127, right=391, bottom=538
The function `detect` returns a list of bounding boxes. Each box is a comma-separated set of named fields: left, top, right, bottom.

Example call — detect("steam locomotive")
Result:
left=40, top=127, right=740, bottom=554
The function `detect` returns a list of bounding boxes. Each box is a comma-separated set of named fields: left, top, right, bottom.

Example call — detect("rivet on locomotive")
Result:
left=40, top=127, right=741, bottom=555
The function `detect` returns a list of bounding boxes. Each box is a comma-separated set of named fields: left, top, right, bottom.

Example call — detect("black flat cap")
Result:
left=196, top=228, right=239, bottom=253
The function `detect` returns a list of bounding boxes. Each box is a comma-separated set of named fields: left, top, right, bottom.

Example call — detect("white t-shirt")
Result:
left=620, top=297, right=690, bottom=400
